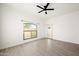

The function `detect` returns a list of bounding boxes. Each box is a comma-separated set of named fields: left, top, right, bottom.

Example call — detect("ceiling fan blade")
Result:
left=45, top=3, right=50, bottom=9
left=46, top=3, right=50, bottom=7
left=46, top=8, right=54, bottom=10
left=38, top=10, right=44, bottom=13
left=37, top=5, right=44, bottom=9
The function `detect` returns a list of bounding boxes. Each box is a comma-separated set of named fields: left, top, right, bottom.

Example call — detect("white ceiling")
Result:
left=1, top=3, right=79, bottom=20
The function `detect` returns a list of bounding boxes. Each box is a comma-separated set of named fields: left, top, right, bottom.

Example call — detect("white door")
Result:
left=47, top=24, right=53, bottom=38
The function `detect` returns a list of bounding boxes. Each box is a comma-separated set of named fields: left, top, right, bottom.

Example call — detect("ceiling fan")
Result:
left=36, top=3, right=54, bottom=14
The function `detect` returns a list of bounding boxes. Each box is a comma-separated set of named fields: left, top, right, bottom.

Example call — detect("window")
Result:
left=23, top=23, right=37, bottom=40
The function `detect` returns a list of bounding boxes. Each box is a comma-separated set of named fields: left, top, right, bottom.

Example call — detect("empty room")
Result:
left=0, top=3, right=79, bottom=56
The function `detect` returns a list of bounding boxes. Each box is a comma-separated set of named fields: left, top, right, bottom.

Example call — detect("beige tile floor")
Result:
left=0, top=39, right=79, bottom=56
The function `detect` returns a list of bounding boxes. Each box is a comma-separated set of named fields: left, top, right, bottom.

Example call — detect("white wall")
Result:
left=0, top=5, right=2, bottom=47
left=46, top=11, right=79, bottom=44
left=0, top=5, right=45, bottom=49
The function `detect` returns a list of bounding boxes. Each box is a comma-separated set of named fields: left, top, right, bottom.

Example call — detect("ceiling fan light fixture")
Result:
left=45, top=11, right=47, bottom=14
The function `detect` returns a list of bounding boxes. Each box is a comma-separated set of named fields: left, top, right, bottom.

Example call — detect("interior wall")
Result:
left=46, top=11, right=79, bottom=44
left=0, top=5, right=2, bottom=47
left=0, top=5, right=45, bottom=49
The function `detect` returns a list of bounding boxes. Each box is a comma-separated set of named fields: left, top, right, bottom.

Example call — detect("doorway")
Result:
left=47, top=24, right=53, bottom=38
